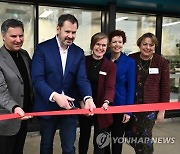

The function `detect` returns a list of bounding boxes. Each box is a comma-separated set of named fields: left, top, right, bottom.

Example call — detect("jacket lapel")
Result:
left=63, top=45, right=74, bottom=79
left=117, top=53, right=127, bottom=72
left=99, top=58, right=107, bottom=73
left=20, top=50, right=31, bottom=83
left=50, top=37, right=63, bottom=76
left=97, top=57, right=107, bottom=106
left=1, top=46, right=23, bottom=82
left=98, top=58, right=107, bottom=87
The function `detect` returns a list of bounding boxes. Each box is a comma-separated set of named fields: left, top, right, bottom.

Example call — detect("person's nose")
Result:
left=115, top=42, right=120, bottom=47
left=147, top=44, right=151, bottom=49
left=16, top=36, right=22, bottom=42
left=99, top=44, right=103, bottom=49
left=68, top=33, right=73, bottom=39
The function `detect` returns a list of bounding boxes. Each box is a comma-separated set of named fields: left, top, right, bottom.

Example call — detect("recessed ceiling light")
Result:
left=162, top=21, right=180, bottom=27
left=39, top=10, right=53, bottom=18
left=116, top=17, right=128, bottom=22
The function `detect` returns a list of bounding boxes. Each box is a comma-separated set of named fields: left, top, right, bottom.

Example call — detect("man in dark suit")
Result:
left=31, top=14, right=95, bottom=154
left=0, top=19, right=33, bottom=154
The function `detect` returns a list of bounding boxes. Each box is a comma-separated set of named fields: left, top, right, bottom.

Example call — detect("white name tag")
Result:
left=149, top=68, right=159, bottom=74
left=99, top=71, right=107, bottom=75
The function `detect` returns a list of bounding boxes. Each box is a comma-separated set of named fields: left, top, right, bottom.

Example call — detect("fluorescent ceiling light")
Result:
left=162, top=21, right=180, bottom=27
left=39, top=10, right=53, bottom=18
left=116, top=17, right=128, bottom=22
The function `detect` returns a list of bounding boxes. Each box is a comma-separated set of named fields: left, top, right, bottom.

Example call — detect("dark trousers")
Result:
left=39, top=115, right=77, bottom=154
left=0, top=121, right=27, bottom=154
left=79, top=115, right=108, bottom=154
left=126, top=112, right=156, bottom=154
left=105, top=114, right=125, bottom=154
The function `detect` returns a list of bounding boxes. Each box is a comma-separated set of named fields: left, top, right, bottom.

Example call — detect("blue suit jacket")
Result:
left=106, top=53, right=136, bottom=108
left=32, top=37, right=92, bottom=112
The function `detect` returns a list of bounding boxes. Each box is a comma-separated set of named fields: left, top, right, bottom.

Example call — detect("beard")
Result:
left=65, top=37, right=74, bottom=45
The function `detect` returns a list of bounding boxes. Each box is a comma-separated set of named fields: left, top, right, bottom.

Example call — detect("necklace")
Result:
left=139, top=58, right=152, bottom=72
left=139, top=54, right=153, bottom=72
left=92, top=59, right=102, bottom=68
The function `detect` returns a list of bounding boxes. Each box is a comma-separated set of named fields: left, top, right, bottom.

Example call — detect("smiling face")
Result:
left=92, top=38, right=108, bottom=60
left=57, top=20, right=77, bottom=50
left=2, top=27, right=24, bottom=52
left=109, top=36, right=124, bottom=54
left=139, top=37, right=155, bottom=60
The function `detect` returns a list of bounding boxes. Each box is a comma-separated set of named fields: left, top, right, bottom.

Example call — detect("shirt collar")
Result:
left=56, top=35, right=69, bottom=53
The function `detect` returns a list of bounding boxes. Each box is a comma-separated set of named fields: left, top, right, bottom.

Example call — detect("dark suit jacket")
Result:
left=86, top=56, right=116, bottom=129
left=32, top=37, right=92, bottom=113
left=0, top=46, right=33, bottom=135
left=130, top=52, right=170, bottom=103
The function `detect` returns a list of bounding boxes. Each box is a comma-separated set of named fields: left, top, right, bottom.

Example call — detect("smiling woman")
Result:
left=79, top=32, right=116, bottom=154
left=128, top=32, right=170, bottom=154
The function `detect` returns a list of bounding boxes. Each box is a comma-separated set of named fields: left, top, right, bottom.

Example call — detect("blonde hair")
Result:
left=90, top=32, right=109, bottom=50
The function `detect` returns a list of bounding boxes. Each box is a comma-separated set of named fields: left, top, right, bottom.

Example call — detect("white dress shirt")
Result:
left=49, top=36, right=69, bottom=101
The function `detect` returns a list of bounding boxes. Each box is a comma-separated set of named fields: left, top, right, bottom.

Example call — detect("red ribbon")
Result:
left=0, top=102, right=180, bottom=121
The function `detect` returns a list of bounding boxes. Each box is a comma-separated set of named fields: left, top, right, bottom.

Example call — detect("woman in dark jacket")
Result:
left=78, top=32, right=116, bottom=154
left=128, top=32, right=170, bottom=154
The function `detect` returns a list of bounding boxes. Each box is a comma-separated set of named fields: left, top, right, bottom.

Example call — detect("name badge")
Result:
left=99, top=71, right=107, bottom=75
left=149, top=68, right=159, bottom=74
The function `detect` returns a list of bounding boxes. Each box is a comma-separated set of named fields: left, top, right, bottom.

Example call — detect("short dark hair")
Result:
left=90, top=32, right=108, bottom=50
left=1, top=19, right=24, bottom=35
left=58, top=14, right=79, bottom=28
left=108, top=30, right=126, bottom=44
left=137, top=32, right=158, bottom=47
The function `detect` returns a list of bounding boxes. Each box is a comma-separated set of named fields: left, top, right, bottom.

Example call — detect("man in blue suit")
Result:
left=32, top=14, right=95, bottom=154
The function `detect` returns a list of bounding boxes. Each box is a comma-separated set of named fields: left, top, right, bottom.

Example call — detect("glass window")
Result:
left=39, top=6, right=101, bottom=55
left=0, top=2, right=34, bottom=57
left=116, top=13, right=156, bottom=55
left=162, top=17, right=180, bottom=102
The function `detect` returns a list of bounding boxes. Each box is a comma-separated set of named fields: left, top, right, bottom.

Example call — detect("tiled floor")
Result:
left=24, top=117, right=180, bottom=154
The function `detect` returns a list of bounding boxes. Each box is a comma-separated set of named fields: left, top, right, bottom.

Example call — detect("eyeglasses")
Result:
left=95, top=43, right=107, bottom=48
